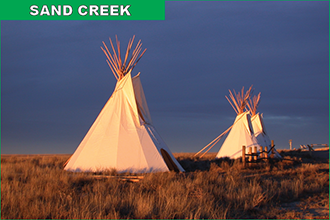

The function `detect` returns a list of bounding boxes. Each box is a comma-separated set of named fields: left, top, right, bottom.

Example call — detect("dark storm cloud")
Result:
left=1, top=1, right=328, bottom=154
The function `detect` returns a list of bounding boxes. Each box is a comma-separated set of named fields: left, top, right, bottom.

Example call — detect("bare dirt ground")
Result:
left=274, top=148, right=329, bottom=219
left=277, top=192, right=329, bottom=219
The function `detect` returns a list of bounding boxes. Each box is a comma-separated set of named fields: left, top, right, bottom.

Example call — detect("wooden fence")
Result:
left=242, top=140, right=278, bottom=167
left=299, top=143, right=329, bottom=157
left=300, top=144, right=328, bottom=150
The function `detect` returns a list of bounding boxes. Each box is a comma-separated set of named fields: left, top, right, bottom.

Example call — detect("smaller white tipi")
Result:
left=64, top=36, right=184, bottom=173
left=216, top=86, right=260, bottom=159
left=246, top=93, right=282, bottom=159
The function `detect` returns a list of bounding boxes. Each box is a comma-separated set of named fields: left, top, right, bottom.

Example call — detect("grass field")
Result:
left=1, top=150, right=329, bottom=219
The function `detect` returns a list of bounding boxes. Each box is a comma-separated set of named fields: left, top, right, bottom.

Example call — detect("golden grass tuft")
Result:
left=1, top=152, right=328, bottom=219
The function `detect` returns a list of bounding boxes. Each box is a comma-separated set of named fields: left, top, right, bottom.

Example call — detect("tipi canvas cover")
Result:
left=251, top=113, right=271, bottom=147
left=216, top=111, right=259, bottom=159
left=64, top=36, right=184, bottom=173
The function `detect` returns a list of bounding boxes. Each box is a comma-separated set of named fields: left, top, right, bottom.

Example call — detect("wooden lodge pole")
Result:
left=242, top=145, right=246, bottom=168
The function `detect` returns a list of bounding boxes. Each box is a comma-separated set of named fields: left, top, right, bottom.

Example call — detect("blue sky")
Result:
left=1, top=1, right=329, bottom=154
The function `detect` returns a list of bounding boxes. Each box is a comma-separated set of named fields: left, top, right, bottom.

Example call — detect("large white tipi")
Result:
left=64, top=36, right=184, bottom=173
left=216, top=86, right=260, bottom=159
left=246, top=93, right=282, bottom=158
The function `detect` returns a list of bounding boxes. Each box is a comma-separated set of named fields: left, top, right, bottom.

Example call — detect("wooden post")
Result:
left=271, top=140, right=275, bottom=158
left=264, top=146, right=268, bottom=159
left=248, top=147, right=252, bottom=167
left=254, top=146, right=258, bottom=161
left=308, top=145, right=312, bottom=157
left=259, top=146, right=263, bottom=159
left=242, top=145, right=246, bottom=168
left=289, top=139, right=292, bottom=150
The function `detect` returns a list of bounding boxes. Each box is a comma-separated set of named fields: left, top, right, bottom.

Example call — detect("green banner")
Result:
left=0, top=0, right=165, bottom=20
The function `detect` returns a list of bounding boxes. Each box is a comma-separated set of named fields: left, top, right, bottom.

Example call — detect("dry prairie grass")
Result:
left=1, top=151, right=329, bottom=219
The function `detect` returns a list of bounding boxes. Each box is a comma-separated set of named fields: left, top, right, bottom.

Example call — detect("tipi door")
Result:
left=160, top=149, right=180, bottom=172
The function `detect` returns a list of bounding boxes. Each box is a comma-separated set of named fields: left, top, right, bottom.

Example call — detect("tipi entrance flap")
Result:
left=251, top=113, right=271, bottom=147
left=260, top=113, right=267, bottom=134
left=132, top=73, right=153, bottom=125
left=160, top=149, right=180, bottom=172
left=251, top=114, right=263, bottom=135
left=244, top=112, right=254, bottom=135
left=144, top=124, right=185, bottom=172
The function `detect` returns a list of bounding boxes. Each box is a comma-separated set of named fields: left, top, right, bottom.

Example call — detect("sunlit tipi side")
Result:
left=246, top=93, right=282, bottom=159
left=64, top=36, right=184, bottom=173
left=216, top=86, right=259, bottom=159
